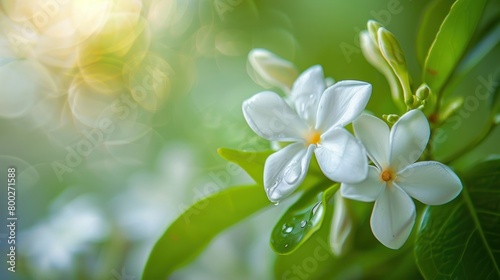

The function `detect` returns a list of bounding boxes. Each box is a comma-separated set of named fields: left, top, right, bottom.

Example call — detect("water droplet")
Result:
left=269, top=179, right=281, bottom=192
left=284, top=244, right=289, bottom=248
left=300, top=220, right=307, bottom=228
left=282, top=224, right=293, bottom=234
left=273, top=201, right=280, bottom=206
left=284, top=161, right=301, bottom=184
left=311, top=202, right=321, bottom=216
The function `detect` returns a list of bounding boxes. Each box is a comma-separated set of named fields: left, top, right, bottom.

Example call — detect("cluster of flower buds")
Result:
left=360, top=20, right=435, bottom=113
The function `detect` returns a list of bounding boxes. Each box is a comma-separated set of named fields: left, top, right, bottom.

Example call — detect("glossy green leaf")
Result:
left=456, top=21, right=500, bottom=77
left=217, top=148, right=272, bottom=184
left=447, top=20, right=500, bottom=94
left=415, top=160, right=500, bottom=279
left=416, top=0, right=455, bottom=66
left=423, top=0, right=488, bottom=94
left=141, top=185, right=270, bottom=280
left=274, top=203, right=418, bottom=280
left=271, top=184, right=338, bottom=255
left=274, top=199, right=336, bottom=280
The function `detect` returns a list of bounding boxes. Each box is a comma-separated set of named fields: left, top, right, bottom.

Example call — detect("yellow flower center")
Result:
left=306, top=131, right=322, bottom=145
left=380, top=168, right=396, bottom=182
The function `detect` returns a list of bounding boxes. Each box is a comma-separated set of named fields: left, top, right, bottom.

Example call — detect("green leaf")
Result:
left=447, top=19, right=500, bottom=94
left=141, top=185, right=270, bottom=280
left=416, top=0, right=455, bottom=66
left=493, top=85, right=500, bottom=124
left=274, top=206, right=418, bottom=280
left=270, top=184, right=338, bottom=255
left=415, top=160, right=500, bottom=279
left=456, top=21, right=500, bottom=77
left=274, top=200, right=337, bottom=279
left=423, top=0, right=488, bottom=94
left=217, top=148, right=272, bottom=184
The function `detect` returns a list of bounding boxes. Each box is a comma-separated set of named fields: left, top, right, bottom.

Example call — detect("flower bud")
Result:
left=416, top=83, right=431, bottom=101
left=367, top=20, right=383, bottom=40
left=377, top=27, right=413, bottom=108
left=330, top=193, right=352, bottom=256
left=247, top=49, right=299, bottom=94
left=383, top=114, right=400, bottom=123
left=405, top=95, right=415, bottom=107
left=360, top=24, right=404, bottom=111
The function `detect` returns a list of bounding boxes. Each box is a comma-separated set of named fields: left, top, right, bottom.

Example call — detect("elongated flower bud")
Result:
left=377, top=27, right=413, bottom=109
left=360, top=21, right=404, bottom=111
left=330, top=193, right=353, bottom=256
left=247, top=49, right=299, bottom=94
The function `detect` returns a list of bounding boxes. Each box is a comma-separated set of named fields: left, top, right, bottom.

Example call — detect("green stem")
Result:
left=95, top=227, right=128, bottom=280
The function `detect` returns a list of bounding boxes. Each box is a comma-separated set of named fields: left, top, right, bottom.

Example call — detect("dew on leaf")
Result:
left=282, top=224, right=293, bottom=234
left=311, top=202, right=321, bottom=215
left=300, top=220, right=307, bottom=228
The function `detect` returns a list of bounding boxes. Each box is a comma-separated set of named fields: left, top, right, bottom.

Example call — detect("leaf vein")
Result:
left=462, top=186, right=500, bottom=276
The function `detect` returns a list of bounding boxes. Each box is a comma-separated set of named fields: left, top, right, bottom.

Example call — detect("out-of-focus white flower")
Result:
left=248, top=48, right=299, bottom=94
left=21, top=194, right=109, bottom=276
left=243, top=65, right=371, bottom=202
left=341, top=110, right=463, bottom=249
left=247, top=48, right=337, bottom=96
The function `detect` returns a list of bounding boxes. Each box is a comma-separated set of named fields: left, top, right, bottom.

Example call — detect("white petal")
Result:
left=290, top=65, right=326, bottom=125
left=316, top=81, right=372, bottom=131
left=248, top=49, right=299, bottom=93
left=315, top=127, right=368, bottom=183
left=370, top=185, right=416, bottom=249
left=264, top=142, right=314, bottom=202
left=341, top=166, right=385, bottom=202
left=330, top=193, right=352, bottom=256
left=353, top=114, right=390, bottom=169
left=396, top=161, right=463, bottom=205
left=389, top=110, right=430, bottom=170
left=242, top=91, right=308, bottom=141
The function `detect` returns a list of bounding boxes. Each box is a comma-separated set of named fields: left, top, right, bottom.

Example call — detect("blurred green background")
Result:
left=0, top=0, right=498, bottom=279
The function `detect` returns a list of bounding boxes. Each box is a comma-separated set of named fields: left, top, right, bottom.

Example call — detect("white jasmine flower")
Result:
left=243, top=65, right=372, bottom=202
left=21, top=194, right=109, bottom=277
left=341, top=110, right=463, bottom=249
